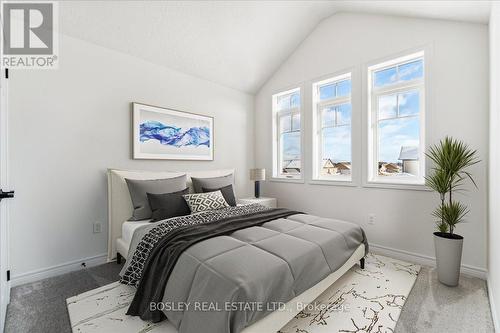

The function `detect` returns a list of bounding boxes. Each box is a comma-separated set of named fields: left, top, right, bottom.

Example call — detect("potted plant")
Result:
left=425, top=137, right=479, bottom=286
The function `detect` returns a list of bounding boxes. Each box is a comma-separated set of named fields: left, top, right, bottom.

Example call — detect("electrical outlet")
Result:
left=368, top=214, right=376, bottom=225
left=93, top=221, right=102, bottom=233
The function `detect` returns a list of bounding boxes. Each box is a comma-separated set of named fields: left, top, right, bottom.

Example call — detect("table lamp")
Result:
left=249, top=168, right=266, bottom=198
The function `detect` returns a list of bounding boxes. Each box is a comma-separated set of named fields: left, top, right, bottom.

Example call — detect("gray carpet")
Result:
left=4, top=262, right=495, bottom=333
left=395, top=266, right=495, bottom=333
left=5, top=263, right=123, bottom=333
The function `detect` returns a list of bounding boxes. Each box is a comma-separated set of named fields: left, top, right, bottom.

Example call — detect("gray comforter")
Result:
left=121, top=205, right=367, bottom=333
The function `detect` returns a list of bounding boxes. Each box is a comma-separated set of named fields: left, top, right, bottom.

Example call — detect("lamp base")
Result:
left=254, top=181, right=260, bottom=198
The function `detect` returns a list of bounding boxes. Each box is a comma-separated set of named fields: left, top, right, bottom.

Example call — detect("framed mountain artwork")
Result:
left=132, top=103, right=214, bottom=160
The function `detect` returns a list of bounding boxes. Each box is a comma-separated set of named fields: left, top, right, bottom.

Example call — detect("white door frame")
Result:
left=0, top=2, right=12, bottom=330
left=0, top=0, right=11, bottom=328
left=0, top=67, right=10, bottom=332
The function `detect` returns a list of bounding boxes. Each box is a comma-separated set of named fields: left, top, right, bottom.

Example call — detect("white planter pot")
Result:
left=433, top=232, right=463, bottom=287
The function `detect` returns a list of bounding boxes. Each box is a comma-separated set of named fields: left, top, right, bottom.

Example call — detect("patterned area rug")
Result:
left=278, top=253, right=420, bottom=333
left=66, top=254, right=420, bottom=333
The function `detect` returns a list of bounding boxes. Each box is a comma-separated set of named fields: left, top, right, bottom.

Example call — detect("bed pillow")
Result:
left=147, top=188, right=190, bottom=222
left=183, top=190, right=230, bottom=214
left=191, top=174, right=234, bottom=193
left=202, top=184, right=236, bottom=206
left=125, top=175, right=187, bottom=220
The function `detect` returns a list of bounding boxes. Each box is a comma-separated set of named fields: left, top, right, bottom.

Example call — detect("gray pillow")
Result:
left=202, top=184, right=236, bottom=207
left=191, top=174, right=234, bottom=193
left=125, top=175, right=187, bottom=220
left=147, top=188, right=190, bottom=222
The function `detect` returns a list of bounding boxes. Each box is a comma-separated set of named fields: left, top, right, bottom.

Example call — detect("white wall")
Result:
left=489, top=3, right=500, bottom=330
left=255, top=13, right=488, bottom=274
left=8, top=34, right=254, bottom=280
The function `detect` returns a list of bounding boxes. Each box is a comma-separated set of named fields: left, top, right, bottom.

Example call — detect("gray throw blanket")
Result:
left=121, top=204, right=368, bottom=333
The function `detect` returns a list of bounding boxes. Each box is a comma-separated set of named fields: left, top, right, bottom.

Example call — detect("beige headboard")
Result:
left=107, top=168, right=235, bottom=262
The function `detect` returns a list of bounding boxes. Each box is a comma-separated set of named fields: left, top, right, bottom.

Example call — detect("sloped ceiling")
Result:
left=59, top=1, right=490, bottom=93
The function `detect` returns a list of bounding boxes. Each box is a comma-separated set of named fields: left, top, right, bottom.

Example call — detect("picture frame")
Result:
left=132, top=102, right=214, bottom=160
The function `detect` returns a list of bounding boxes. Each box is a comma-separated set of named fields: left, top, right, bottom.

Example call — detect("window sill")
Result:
left=309, top=179, right=357, bottom=187
left=270, top=177, right=305, bottom=184
left=363, top=181, right=430, bottom=191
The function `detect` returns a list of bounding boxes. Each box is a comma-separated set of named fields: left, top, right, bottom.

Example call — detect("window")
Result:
left=273, top=88, right=301, bottom=179
left=313, top=74, right=352, bottom=181
left=368, top=51, right=425, bottom=184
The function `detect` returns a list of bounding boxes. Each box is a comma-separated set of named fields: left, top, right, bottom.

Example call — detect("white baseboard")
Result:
left=369, top=243, right=487, bottom=280
left=487, top=276, right=500, bottom=333
left=10, top=253, right=108, bottom=287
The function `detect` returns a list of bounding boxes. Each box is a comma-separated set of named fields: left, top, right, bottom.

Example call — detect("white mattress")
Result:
left=121, top=220, right=151, bottom=245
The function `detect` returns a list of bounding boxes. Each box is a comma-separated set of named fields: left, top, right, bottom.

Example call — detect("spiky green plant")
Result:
left=425, top=137, right=479, bottom=235
left=432, top=201, right=469, bottom=235
left=425, top=169, right=450, bottom=233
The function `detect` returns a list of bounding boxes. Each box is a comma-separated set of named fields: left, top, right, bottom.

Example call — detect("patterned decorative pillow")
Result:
left=183, top=190, right=230, bottom=214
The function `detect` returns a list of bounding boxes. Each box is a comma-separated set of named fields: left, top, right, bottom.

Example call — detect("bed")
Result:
left=107, top=169, right=367, bottom=333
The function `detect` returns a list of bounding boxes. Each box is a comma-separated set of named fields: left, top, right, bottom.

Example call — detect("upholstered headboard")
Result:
left=106, top=168, right=234, bottom=262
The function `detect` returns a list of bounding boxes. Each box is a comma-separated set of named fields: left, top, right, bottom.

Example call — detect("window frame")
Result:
left=367, top=50, right=426, bottom=186
left=272, top=87, right=303, bottom=180
left=312, top=72, right=353, bottom=182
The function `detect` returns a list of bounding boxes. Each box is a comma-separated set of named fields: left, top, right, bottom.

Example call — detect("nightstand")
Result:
left=237, top=197, right=277, bottom=208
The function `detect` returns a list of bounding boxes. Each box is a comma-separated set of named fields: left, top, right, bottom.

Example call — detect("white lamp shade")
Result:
left=249, top=168, right=266, bottom=181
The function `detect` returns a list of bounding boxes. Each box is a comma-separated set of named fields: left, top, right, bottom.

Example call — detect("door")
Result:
left=0, top=67, right=11, bottom=332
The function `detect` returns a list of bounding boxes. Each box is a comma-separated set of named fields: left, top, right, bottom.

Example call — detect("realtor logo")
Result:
left=1, top=1, right=58, bottom=68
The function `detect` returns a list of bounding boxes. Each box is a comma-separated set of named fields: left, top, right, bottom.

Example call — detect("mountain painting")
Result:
left=133, top=103, right=214, bottom=160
